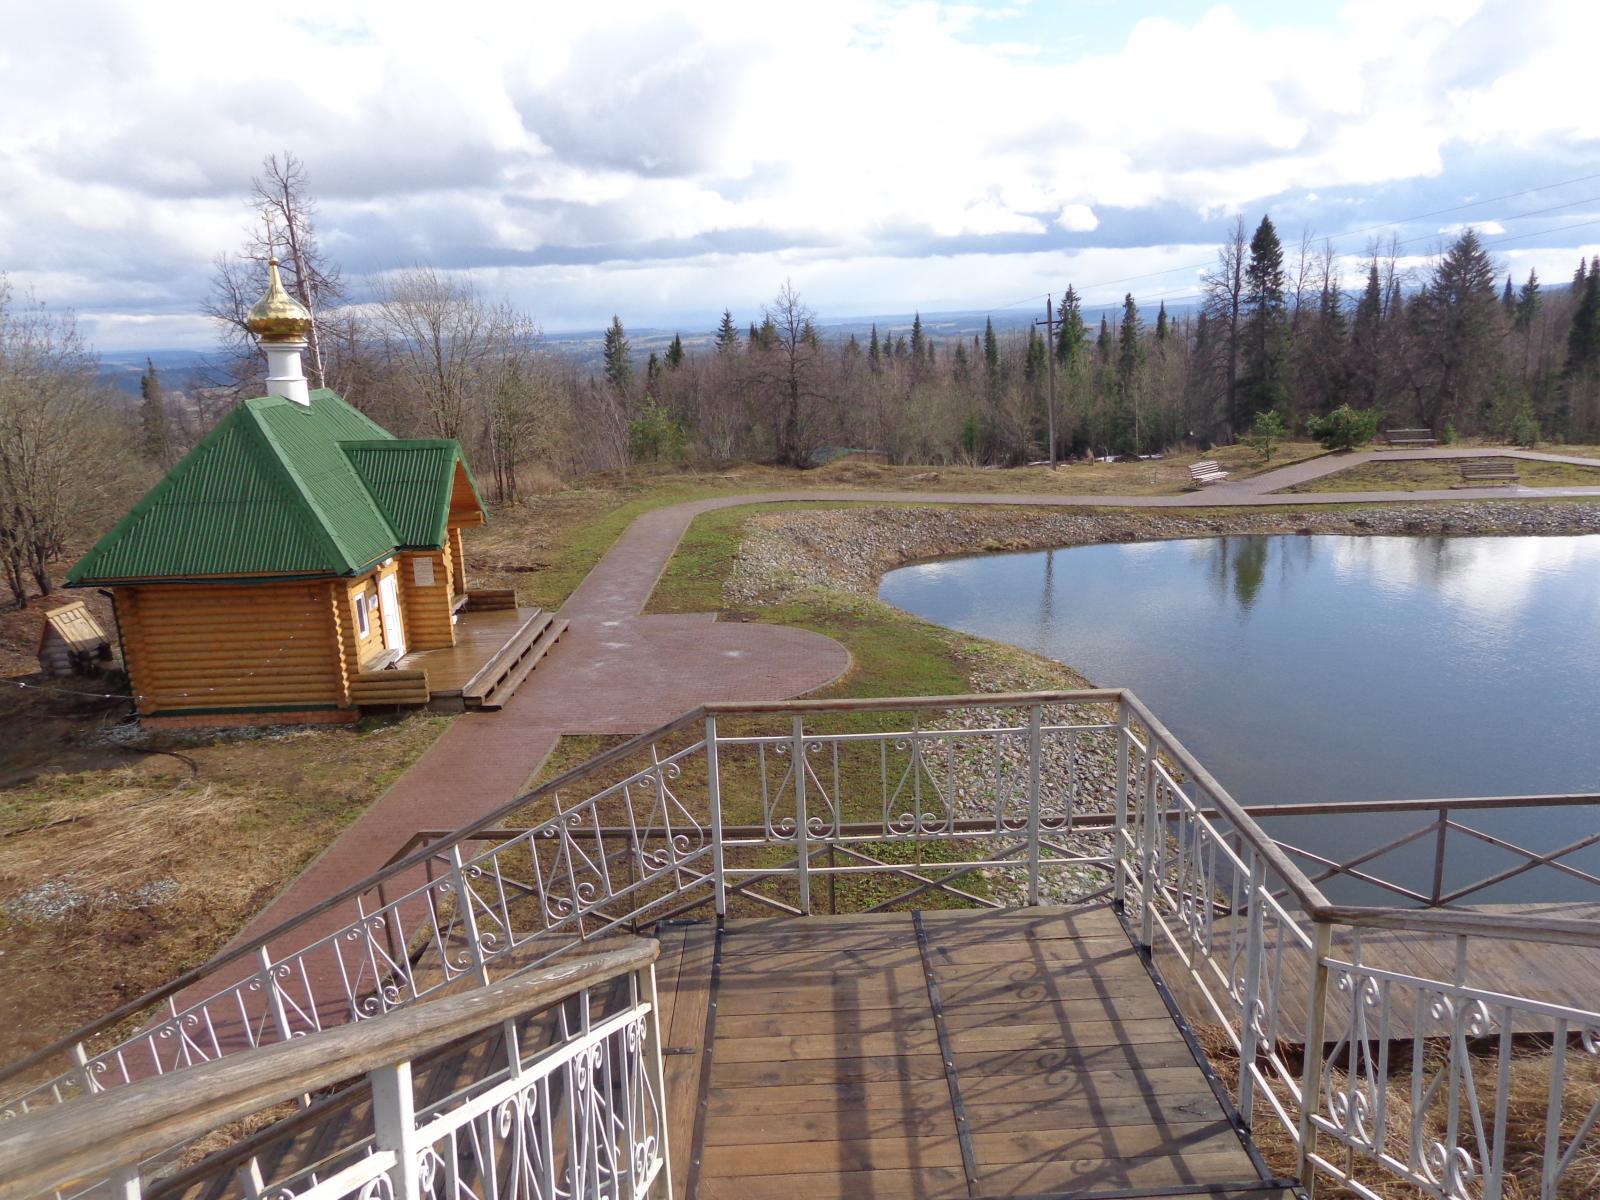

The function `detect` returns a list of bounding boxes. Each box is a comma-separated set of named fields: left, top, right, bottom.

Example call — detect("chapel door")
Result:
left=377, top=573, right=406, bottom=655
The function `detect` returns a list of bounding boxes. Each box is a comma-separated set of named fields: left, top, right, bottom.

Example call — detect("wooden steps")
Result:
left=460, top=612, right=568, bottom=711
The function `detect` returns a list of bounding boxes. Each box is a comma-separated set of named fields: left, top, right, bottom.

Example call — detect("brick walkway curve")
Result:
left=239, top=446, right=1600, bottom=945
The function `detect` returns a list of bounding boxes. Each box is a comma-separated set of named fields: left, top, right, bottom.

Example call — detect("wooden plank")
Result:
left=705, top=1067, right=1216, bottom=1115
left=712, top=1052, right=949, bottom=1088
left=943, top=1017, right=1185, bottom=1052
left=715, top=1009, right=938, bottom=1040
left=927, top=936, right=1142, bottom=965
left=713, top=1026, right=944, bottom=1062
left=961, top=1092, right=1230, bottom=1136
left=696, top=1164, right=967, bottom=1200
left=970, top=1122, right=1242, bottom=1166
left=663, top=924, right=715, bottom=1200
left=955, top=1040, right=1200, bottom=1076
left=977, top=1152, right=1260, bottom=1197
left=699, top=1132, right=964, bottom=1176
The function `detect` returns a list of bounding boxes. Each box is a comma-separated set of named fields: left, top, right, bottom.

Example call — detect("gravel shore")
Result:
left=725, top=499, right=1600, bottom=606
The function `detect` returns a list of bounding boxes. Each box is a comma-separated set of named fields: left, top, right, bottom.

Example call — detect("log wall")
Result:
left=400, top=543, right=455, bottom=651
left=118, top=581, right=346, bottom=714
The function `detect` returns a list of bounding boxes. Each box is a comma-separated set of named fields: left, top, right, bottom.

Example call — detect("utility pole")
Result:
left=1035, top=294, right=1058, bottom=468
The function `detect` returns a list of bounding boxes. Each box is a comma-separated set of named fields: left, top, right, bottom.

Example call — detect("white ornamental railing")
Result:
left=0, top=943, right=667, bottom=1200
left=1, top=691, right=1596, bottom=1200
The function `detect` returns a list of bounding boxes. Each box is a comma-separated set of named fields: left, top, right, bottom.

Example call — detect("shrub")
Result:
left=1245, top=410, right=1287, bottom=462
left=627, top=400, right=688, bottom=463
left=1309, top=404, right=1382, bottom=451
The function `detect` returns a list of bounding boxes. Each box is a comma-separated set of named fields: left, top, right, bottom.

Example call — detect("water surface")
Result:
left=881, top=534, right=1600, bottom=902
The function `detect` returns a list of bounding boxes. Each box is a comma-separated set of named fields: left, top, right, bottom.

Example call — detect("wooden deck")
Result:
left=656, top=905, right=1293, bottom=1200
left=395, top=606, right=566, bottom=709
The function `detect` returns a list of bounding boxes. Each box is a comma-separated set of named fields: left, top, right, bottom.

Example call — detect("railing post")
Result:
left=705, top=715, right=727, bottom=917
left=1296, top=919, right=1335, bottom=1193
left=1027, top=703, right=1043, bottom=907
left=256, top=946, right=293, bottom=1045
left=1113, top=701, right=1130, bottom=910
left=1235, top=855, right=1268, bottom=1126
left=644, top=962, right=675, bottom=1200
left=448, top=845, right=491, bottom=987
left=370, top=1060, right=422, bottom=1200
left=1430, top=807, right=1449, bottom=907
left=1137, top=733, right=1157, bottom=951
left=792, top=715, right=810, bottom=915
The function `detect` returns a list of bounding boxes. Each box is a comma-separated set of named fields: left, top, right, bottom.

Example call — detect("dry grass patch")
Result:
left=1196, top=1025, right=1600, bottom=1198
left=0, top=699, right=449, bottom=1067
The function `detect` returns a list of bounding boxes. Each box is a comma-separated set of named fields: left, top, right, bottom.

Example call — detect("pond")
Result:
left=880, top=534, right=1600, bottom=904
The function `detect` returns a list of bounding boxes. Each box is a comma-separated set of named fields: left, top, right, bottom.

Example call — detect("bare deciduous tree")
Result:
left=0, top=279, right=136, bottom=606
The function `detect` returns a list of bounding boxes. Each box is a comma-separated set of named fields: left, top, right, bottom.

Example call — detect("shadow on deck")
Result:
left=655, top=904, right=1297, bottom=1200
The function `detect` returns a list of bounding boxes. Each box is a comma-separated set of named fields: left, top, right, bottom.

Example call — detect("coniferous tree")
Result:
left=666, top=333, right=685, bottom=370
left=602, top=315, right=632, bottom=392
left=910, top=312, right=925, bottom=361
left=1574, top=259, right=1589, bottom=294
left=645, top=351, right=661, bottom=388
left=139, top=356, right=172, bottom=465
left=747, top=321, right=760, bottom=351
left=1239, top=215, right=1289, bottom=425
left=1024, top=325, right=1046, bottom=386
left=1056, top=286, right=1087, bottom=363
left=1567, top=268, right=1600, bottom=375
left=1515, top=270, right=1542, bottom=333
left=1155, top=301, right=1169, bottom=342
left=1117, top=294, right=1146, bottom=451
left=868, top=323, right=881, bottom=371
left=1096, top=316, right=1112, bottom=363
left=1502, top=275, right=1516, bottom=318
left=1414, top=228, right=1503, bottom=432
left=715, top=308, right=739, bottom=352
left=953, top=339, right=970, bottom=378
left=983, top=317, right=999, bottom=380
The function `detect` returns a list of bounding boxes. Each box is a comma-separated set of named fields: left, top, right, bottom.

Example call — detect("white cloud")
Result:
left=0, top=0, right=1596, bottom=349
left=1056, top=205, right=1099, bottom=233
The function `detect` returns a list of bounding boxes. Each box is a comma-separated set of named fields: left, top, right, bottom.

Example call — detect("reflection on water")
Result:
left=880, top=534, right=1600, bottom=903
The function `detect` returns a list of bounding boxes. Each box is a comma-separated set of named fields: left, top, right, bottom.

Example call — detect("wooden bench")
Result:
left=1459, top=458, right=1519, bottom=486
left=1383, top=428, right=1437, bottom=447
left=1189, top=460, right=1229, bottom=486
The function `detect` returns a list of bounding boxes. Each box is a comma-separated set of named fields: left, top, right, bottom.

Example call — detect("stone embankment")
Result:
left=725, top=499, right=1600, bottom=605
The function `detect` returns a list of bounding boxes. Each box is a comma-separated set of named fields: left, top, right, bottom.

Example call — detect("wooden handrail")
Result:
left=0, top=940, right=658, bottom=1200
left=1321, top=906, right=1600, bottom=949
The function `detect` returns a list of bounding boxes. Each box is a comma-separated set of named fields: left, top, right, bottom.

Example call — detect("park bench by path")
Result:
left=1383, top=427, right=1437, bottom=447
left=1459, top=458, right=1519, bottom=486
left=1188, top=459, right=1229, bottom=486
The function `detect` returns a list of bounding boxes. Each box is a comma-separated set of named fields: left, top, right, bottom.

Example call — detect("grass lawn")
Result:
left=1280, top=455, right=1600, bottom=493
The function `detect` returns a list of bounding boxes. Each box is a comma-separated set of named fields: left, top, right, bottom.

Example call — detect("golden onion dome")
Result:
left=246, top=257, right=313, bottom=343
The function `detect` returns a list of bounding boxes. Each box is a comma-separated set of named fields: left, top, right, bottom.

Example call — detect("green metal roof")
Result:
left=67, top=390, right=485, bottom=585
left=341, top=441, right=483, bottom=549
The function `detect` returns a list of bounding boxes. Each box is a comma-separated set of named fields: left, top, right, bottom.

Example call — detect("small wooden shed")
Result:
left=37, top=601, right=112, bottom=677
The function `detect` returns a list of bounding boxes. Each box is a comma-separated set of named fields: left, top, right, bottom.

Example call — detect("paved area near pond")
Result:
left=236, top=448, right=1600, bottom=951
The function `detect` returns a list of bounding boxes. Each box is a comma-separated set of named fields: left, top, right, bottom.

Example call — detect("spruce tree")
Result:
left=983, top=317, right=999, bottom=377
left=1155, top=301, right=1169, bottom=342
left=1056, top=286, right=1087, bottom=364
left=1416, top=228, right=1502, bottom=431
left=1117, top=294, right=1146, bottom=450
left=1349, top=264, right=1385, bottom=407
left=1096, top=316, right=1111, bottom=363
left=602, top=316, right=632, bottom=392
left=1239, top=214, right=1289, bottom=425
left=139, top=356, right=172, bottom=465
left=1024, top=325, right=1046, bottom=384
left=868, top=323, right=881, bottom=370
left=1515, top=270, right=1542, bottom=333
left=666, top=333, right=685, bottom=370
left=953, top=339, right=969, bottom=377
left=910, top=312, right=925, bottom=361
left=646, top=351, right=661, bottom=387
left=1574, top=259, right=1588, bottom=294
left=715, top=308, right=739, bottom=352
left=1567, top=269, right=1600, bottom=375
left=1501, top=275, right=1516, bottom=318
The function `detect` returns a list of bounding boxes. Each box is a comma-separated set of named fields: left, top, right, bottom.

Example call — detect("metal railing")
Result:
left=2, top=690, right=1596, bottom=1200
left=0, top=943, right=667, bottom=1200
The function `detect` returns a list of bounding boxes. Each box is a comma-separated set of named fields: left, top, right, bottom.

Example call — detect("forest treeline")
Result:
left=6, top=152, right=1600, bottom=607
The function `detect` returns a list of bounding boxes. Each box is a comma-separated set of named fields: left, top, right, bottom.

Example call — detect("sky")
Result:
left=2, top=0, right=1599, bottom=351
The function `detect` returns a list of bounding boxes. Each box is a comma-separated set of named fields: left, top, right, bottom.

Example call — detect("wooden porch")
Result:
left=368, top=602, right=567, bottom=712
left=654, top=905, right=1295, bottom=1200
